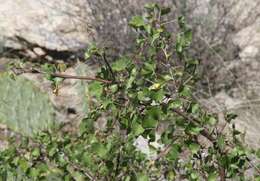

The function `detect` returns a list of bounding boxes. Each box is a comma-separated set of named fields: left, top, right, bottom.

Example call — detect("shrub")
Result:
left=0, top=3, right=259, bottom=181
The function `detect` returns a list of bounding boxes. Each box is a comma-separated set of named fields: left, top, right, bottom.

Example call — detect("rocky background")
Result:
left=0, top=0, right=259, bottom=148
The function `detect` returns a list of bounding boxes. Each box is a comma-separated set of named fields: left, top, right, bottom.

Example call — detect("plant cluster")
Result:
left=0, top=4, right=259, bottom=181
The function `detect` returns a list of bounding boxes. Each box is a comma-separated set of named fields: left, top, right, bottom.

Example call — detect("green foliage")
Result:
left=0, top=4, right=259, bottom=180
left=0, top=73, right=55, bottom=136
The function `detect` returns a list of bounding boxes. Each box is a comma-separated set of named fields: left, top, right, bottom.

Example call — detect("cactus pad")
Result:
left=0, top=73, right=55, bottom=136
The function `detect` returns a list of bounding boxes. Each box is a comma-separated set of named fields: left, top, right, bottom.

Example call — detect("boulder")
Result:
left=0, top=0, right=172, bottom=55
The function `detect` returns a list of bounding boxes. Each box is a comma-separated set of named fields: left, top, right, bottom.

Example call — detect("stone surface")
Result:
left=184, top=0, right=260, bottom=149
left=202, top=92, right=260, bottom=148
left=0, top=0, right=172, bottom=55
left=0, top=0, right=95, bottom=51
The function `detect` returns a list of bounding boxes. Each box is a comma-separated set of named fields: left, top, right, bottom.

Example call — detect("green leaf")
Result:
left=151, top=33, right=160, bottom=45
left=169, top=99, right=182, bottom=109
left=191, top=103, right=199, bottom=114
left=18, top=158, right=29, bottom=172
left=178, top=16, right=186, bottom=29
left=207, top=116, right=217, bottom=125
left=217, top=135, right=225, bottom=150
left=137, top=88, right=153, bottom=102
left=32, top=148, right=40, bottom=158
left=256, top=149, right=260, bottom=159
left=29, top=167, right=40, bottom=178
left=144, top=24, right=152, bottom=34
left=84, top=52, right=91, bottom=59
left=167, top=144, right=181, bottom=161
left=48, top=143, right=58, bottom=157
left=190, top=172, right=199, bottom=180
left=161, top=7, right=171, bottom=15
left=73, top=172, right=85, bottom=181
left=85, top=43, right=100, bottom=58
left=144, top=3, right=157, bottom=10
left=150, top=89, right=165, bottom=102
left=185, top=123, right=204, bottom=135
left=88, top=81, right=103, bottom=98
left=91, top=143, right=108, bottom=159
left=176, top=34, right=183, bottom=54
left=188, top=143, right=200, bottom=154
left=82, top=152, right=94, bottom=168
left=141, top=62, right=155, bottom=75
left=208, top=172, right=218, bottom=181
left=179, top=85, right=192, bottom=97
left=137, top=172, right=149, bottom=181
left=126, top=68, right=137, bottom=89
left=110, top=84, right=118, bottom=93
left=132, top=122, right=145, bottom=136
left=137, top=90, right=150, bottom=102
left=112, top=57, right=131, bottom=72
left=129, top=16, right=145, bottom=28
left=142, top=118, right=158, bottom=129
left=184, top=29, right=192, bottom=45
left=166, top=171, right=175, bottom=180
left=226, top=113, right=237, bottom=123
left=142, top=106, right=162, bottom=128
left=79, top=118, right=95, bottom=135
left=146, top=106, right=162, bottom=120
left=68, top=167, right=85, bottom=181
left=255, top=176, right=260, bottom=181
left=36, top=163, right=49, bottom=173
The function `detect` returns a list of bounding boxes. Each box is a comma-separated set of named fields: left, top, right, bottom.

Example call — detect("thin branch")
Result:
left=161, top=19, right=178, bottom=26
left=219, top=167, right=226, bottom=181
left=155, top=143, right=172, bottom=161
left=101, top=52, right=116, bottom=82
left=172, top=108, right=215, bottom=142
left=63, top=152, right=96, bottom=181
left=172, top=108, right=260, bottom=178
left=246, top=157, right=260, bottom=175
left=12, top=68, right=112, bottom=84
left=51, top=73, right=112, bottom=84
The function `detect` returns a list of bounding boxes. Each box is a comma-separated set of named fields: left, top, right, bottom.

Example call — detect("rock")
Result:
left=233, top=18, right=260, bottom=62
left=21, top=62, right=95, bottom=123
left=0, top=0, right=95, bottom=52
left=203, top=92, right=260, bottom=148
left=0, top=0, right=172, bottom=55
left=184, top=0, right=260, bottom=148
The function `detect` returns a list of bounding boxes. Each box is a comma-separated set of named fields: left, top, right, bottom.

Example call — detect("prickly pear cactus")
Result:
left=75, top=62, right=95, bottom=116
left=0, top=73, right=55, bottom=136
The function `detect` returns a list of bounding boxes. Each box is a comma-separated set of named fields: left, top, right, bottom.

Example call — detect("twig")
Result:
left=161, top=19, right=178, bottom=26
left=174, top=106, right=260, bottom=178
left=172, top=108, right=215, bottom=142
left=51, top=73, right=112, bottom=84
left=219, top=167, right=226, bottom=181
left=246, top=157, right=260, bottom=175
left=12, top=68, right=112, bottom=84
left=155, top=143, right=172, bottom=161
left=101, top=52, right=116, bottom=82
left=172, top=108, right=228, bottom=180
left=63, top=153, right=96, bottom=181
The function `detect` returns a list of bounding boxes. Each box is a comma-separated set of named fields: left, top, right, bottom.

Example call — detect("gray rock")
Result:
left=203, top=92, right=260, bottom=149
left=0, top=0, right=95, bottom=51
left=0, top=0, right=172, bottom=55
